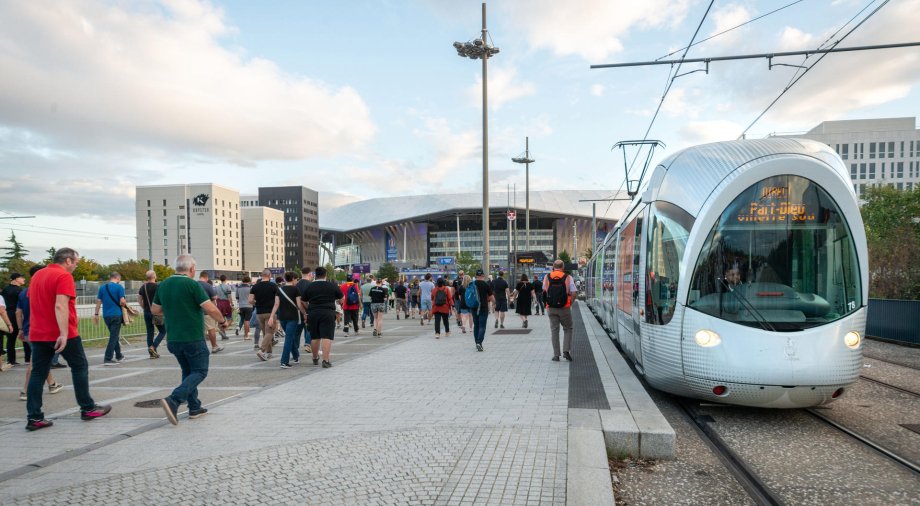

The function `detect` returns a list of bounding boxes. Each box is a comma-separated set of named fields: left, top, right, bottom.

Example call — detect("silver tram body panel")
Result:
left=586, top=138, right=868, bottom=408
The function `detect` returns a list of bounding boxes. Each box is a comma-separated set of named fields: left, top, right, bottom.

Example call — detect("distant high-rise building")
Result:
left=257, top=186, right=320, bottom=269
left=135, top=184, right=241, bottom=275
left=774, top=117, right=920, bottom=198
left=241, top=207, right=285, bottom=274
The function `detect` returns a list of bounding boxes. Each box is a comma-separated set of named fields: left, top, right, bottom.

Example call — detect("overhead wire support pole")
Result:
left=589, top=41, right=920, bottom=69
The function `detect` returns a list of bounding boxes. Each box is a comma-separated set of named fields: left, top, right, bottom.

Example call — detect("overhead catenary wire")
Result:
left=738, top=0, right=891, bottom=138
left=600, top=0, right=715, bottom=219
left=655, top=0, right=807, bottom=61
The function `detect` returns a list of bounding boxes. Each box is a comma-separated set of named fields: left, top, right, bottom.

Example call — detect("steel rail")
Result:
left=806, top=408, right=920, bottom=475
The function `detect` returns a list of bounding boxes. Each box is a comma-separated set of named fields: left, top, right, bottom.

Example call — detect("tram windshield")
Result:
left=688, top=175, right=861, bottom=331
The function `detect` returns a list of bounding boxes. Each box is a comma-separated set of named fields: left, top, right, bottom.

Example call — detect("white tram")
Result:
left=585, top=138, right=868, bottom=408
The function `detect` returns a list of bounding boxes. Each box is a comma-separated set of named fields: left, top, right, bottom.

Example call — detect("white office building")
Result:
left=774, top=117, right=920, bottom=198
left=241, top=207, right=285, bottom=275
left=135, top=184, right=242, bottom=275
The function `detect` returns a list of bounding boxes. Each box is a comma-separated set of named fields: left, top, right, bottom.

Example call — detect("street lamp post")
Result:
left=454, top=2, right=499, bottom=274
left=512, top=136, right=535, bottom=252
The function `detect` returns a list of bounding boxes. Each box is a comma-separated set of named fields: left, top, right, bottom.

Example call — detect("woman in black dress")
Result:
left=512, top=274, right=535, bottom=328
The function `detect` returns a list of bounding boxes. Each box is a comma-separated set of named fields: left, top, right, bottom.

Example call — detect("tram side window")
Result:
left=616, top=219, right=636, bottom=314
left=646, top=202, right=694, bottom=325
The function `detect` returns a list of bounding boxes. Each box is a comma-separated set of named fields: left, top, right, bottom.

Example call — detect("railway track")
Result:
left=859, top=375, right=920, bottom=399
left=863, top=353, right=920, bottom=372
left=806, top=408, right=920, bottom=475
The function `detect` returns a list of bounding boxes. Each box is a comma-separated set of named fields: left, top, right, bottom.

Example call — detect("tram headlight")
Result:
left=694, top=329, right=721, bottom=348
left=844, top=331, right=861, bottom=349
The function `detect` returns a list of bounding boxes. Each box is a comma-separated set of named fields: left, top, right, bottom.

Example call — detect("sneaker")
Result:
left=26, top=418, right=53, bottom=431
left=235, top=328, right=239, bottom=336
left=211, top=346, right=224, bottom=354
left=293, top=358, right=300, bottom=364
left=551, top=356, right=560, bottom=362
left=313, top=357, right=320, bottom=365
left=500, top=324, right=505, bottom=329
left=304, top=344, right=312, bottom=353
left=280, top=363, right=292, bottom=369
left=189, top=407, right=208, bottom=419
left=563, top=351, right=573, bottom=362
left=1, top=363, right=13, bottom=372
left=446, top=332, right=451, bottom=337
left=51, top=362, right=67, bottom=369
left=435, top=334, right=441, bottom=339
left=253, top=345, right=260, bottom=350
left=494, top=320, right=498, bottom=328
left=103, top=360, right=120, bottom=366
left=19, top=391, right=26, bottom=401
left=420, top=319, right=424, bottom=326
left=322, top=360, right=332, bottom=368
left=115, top=356, right=125, bottom=363
left=266, top=353, right=273, bottom=359
left=396, top=314, right=400, bottom=320
left=362, top=321, right=366, bottom=329
left=48, top=383, right=64, bottom=394
left=476, top=344, right=483, bottom=352
left=148, top=346, right=160, bottom=359
left=257, top=351, right=268, bottom=361
left=160, top=398, right=178, bottom=425
left=372, top=330, right=378, bottom=337
left=523, top=320, right=528, bottom=328
left=81, top=404, right=112, bottom=421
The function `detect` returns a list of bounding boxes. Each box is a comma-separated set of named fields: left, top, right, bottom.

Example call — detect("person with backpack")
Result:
left=543, top=260, right=577, bottom=361
left=457, top=275, right=472, bottom=334
left=468, top=269, right=494, bottom=352
left=532, top=275, right=545, bottom=315
left=409, top=280, right=420, bottom=318
left=93, top=272, right=127, bottom=366
left=369, top=278, right=388, bottom=337
left=431, top=278, right=454, bottom=338
left=340, top=274, right=361, bottom=335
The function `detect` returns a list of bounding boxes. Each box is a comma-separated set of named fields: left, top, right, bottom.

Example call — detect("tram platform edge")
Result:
left=576, top=303, right=676, bottom=459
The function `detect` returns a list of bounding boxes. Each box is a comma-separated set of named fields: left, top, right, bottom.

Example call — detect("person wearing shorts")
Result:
left=409, top=280, right=420, bottom=318
left=394, top=280, right=409, bottom=319
left=418, top=273, right=435, bottom=325
left=235, top=277, right=253, bottom=338
left=369, top=279, right=388, bottom=337
left=301, top=267, right=343, bottom=368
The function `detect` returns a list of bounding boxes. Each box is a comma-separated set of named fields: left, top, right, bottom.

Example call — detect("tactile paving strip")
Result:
left=568, top=302, right=610, bottom=410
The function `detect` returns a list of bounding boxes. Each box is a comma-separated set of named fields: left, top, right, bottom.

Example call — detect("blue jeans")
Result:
left=299, top=322, right=311, bottom=344
left=103, top=316, right=124, bottom=361
left=143, top=311, right=166, bottom=349
left=250, top=311, right=260, bottom=344
left=361, top=302, right=375, bottom=324
left=28, top=337, right=95, bottom=420
left=472, top=310, right=489, bottom=345
left=280, top=320, right=302, bottom=366
left=166, top=339, right=210, bottom=411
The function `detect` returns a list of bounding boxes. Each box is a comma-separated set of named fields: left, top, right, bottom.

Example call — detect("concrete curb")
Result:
left=578, top=303, right=676, bottom=459
left=566, top=409, right=615, bottom=505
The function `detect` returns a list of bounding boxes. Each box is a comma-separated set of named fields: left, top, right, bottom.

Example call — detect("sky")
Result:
left=1, top=0, right=919, bottom=264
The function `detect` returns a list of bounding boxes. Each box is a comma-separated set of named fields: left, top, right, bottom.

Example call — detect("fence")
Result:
left=866, top=299, right=920, bottom=346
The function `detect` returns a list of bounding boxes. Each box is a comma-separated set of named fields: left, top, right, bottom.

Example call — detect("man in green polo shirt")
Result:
left=151, top=254, right=229, bottom=425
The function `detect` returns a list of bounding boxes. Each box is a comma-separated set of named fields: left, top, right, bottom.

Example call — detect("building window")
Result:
left=897, top=162, right=904, bottom=178
left=841, top=144, right=848, bottom=160
left=897, top=182, right=903, bottom=190
left=147, top=200, right=151, bottom=207
left=859, top=163, right=866, bottom=179
left=163, top=199, right=167, bottom=206
left=163, top=209, right=167, bottom=216
left=869, top=142, right=876, bottom=159
left=888, top=141, right=895, bottom=158
left=868, top=163, right=876, bottom=179
left=901, top=141, right=905, bottom=158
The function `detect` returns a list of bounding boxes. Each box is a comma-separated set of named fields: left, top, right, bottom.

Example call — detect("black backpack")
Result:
left=434, top=288, right=448, bottom=306
left=546, top=273, right=569, bottom=308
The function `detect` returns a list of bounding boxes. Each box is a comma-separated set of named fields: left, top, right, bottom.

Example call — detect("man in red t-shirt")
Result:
left=25, top=247, right=111, bottom=431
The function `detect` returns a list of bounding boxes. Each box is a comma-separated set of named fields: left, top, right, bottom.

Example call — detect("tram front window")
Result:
left=688, top=175, right=861, bottom=331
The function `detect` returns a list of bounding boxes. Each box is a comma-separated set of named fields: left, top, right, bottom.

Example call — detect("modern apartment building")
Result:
left=135, top=184, right=242, bottom=276
left=775, top=117, right=920, bottom=198
left=241, top=207, right=285, bottom=275
left=257, top=186, right=320, bottom=269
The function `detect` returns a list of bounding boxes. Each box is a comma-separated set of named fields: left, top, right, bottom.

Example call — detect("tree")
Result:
left=72, top=258, right=102, bottom=282
left=861, top=186, right=920, bottom=299
left=456, top=251, right=480, bottom=275
left=105, top=259, right=149, bottom=281
left=558, top=249, right=572, bottom=265
left=376, top=262, right=399, bottom=283
left=0, top=257, right=38, bottom=289
left=44, top=247, right=57, bottom=264
left=0, top=231, right=28, bottom=269
left=582, top=246, right=593, bottom=261
left=153, top=263, right=176, bottom=280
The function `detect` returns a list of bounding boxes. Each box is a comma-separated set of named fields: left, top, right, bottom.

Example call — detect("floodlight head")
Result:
left=511, top=157, right=535, bottom=164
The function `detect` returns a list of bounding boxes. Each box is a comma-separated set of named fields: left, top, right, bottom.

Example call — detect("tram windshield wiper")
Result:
left=719, top=279, right=777, bottom=332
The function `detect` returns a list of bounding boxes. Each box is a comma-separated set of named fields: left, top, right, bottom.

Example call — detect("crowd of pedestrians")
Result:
left=5, top=245, right=578, bottom=431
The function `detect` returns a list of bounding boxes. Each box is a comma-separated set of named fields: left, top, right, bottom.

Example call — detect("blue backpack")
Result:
left=346, top=284, right=360, bottom=305
left=464, top=282, right=480, bottom=309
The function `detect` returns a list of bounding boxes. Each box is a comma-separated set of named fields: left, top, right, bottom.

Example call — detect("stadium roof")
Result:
left=319, top=190, right=631, bottom=232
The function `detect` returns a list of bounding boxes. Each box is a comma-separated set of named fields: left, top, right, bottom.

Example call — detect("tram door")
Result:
left=616, top=206, right=646, bottom=367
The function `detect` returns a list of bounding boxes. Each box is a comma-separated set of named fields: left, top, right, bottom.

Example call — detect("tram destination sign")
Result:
left=735, top=185, right=816, bottom=223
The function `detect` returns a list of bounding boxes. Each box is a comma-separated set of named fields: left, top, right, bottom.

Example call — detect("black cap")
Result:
left=475, top=269, right=484, bottom=276
left=9, top=272, right=23, bottom=281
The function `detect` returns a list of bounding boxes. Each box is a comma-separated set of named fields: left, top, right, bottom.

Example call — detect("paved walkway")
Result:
left=1, top=310, right=575, bottom=505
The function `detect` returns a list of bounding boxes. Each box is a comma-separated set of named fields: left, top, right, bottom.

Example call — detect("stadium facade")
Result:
left=319, top=190, right=628, bottom=275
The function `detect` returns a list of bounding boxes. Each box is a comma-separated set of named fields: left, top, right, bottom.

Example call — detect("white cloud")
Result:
left=500, top=0, right=692, bottom=61
left=0, top=1, right=376, bottom=163
left=590, top=84, right=605, bottom=97
left=777, top=26, right=815, bottom=51
left=679, top=120, right=743, bottom=145
left=705, top=4, right=751, bottom=49
left=466, top=65, right=536, bottom=110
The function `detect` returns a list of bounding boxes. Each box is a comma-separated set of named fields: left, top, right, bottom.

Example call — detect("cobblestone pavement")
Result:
left=2, top=313, right=570, bottom=505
